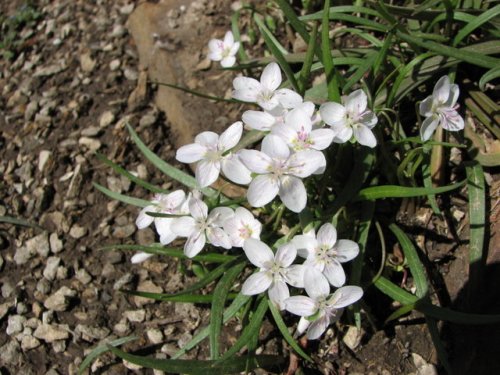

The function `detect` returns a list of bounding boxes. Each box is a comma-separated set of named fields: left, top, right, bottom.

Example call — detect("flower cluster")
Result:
left=131, top=37, right=465, bottom=341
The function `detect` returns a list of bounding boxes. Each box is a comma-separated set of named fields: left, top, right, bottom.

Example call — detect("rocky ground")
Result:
left=1, top=1, right=498, bottom=374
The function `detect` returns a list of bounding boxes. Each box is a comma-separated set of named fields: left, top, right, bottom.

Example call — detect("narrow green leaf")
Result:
left=355, top=180, right=465, bottom=201
left=210, top=262, right=247, bottom=359
left=343, top=52, right=377, bottom=93
left=154, top=81, right=239, bottom=103
left=298, top=22, right=318, bottom=96
left=78, top=335, right=138, bottom=374
left=96, top=153, right=167, bottom=194
left=173, top=293, right=251, bottom=359
left=231, top=10, right=248, bottom=62
left=385, top=303, right=416, bottom=323
left=218, top=297, right=269, bottom=361
left=254, top=15, right=299, bottom=92
left=422, top=157, right=442, bottom=215
left=268, top=300, right=313, bottom=362
left=0, top=215, right=44, bottom=230
left=109, top=345, right=284, bottom=374
left=321, top=0, right=341, bottom=102
left=465, top=162, right=486, bottom=292
left=373, top=32, right=393, bottom=76
left=120, top=290, right=236, bottom=303
left=453, top=5, right=500, bottom=46
left=426, top=317, right=453, bottom=374
left=100, top=244, right=234, bottom=263
left=479, top=67, right=500, bottom=91
left=389, top=224, right=428, bottom=298
left=126, top=123, right=217, bottom=198
left=93, top=182, right=150, bottom=207
left=373, top=276, right=418, bottom=305
left=274, top=0, right=310, bottom=43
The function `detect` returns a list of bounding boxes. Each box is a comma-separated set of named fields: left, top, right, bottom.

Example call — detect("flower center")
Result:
left=238, top=224, right=253, bottom=239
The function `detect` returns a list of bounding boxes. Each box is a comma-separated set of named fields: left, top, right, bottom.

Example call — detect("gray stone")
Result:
left=7, top=315, right=26, bottom=336
left=1, top=281, right=14, bottom=298
left=38, top=150, right=52, bottom=172
left=43, top=256, right=61, bottom=281
left=75, top=269, right=92, bottom=284
left=147, top=328, right=163, bottom=344
left=124, top=309, right=146, bottom=323
left=99, top=111, right=115, bottom=128
left=34, top=323, right=70, bottom=342
left=69, top=224, right=87, bottom=239
left=0, top=340, right=21, bottom=366
left=109, top=59, right=121, bottom=71
left=76, top=324, right=110, bottom=342
left=21, top=335, right=41, bottom=351
left=112, top=223, right=136, bottom=239
left=49, top=233, right=64, bottom=253
left=79, top=136, right=101, bottom=151
left=28, top=232, right=50, bottom=258
left=36, top=278, right=51, bottom=295
left=113, top=273, right=134, bottom=290
left=44, top=286, right=76, bottom=311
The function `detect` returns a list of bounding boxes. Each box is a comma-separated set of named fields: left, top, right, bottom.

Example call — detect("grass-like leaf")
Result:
left=126, top=123, right=217, bottom=198
left=479, top=66, right=500, bottom=91
left=268, top=300, right=313, bottom=362
left=355, top=180, right=465, bottom=201
left=109, top=345, right=285, bottom=374
left=321, top=0, right=341, bottom=102
left=120, top=290, right=236, bottom=303
left=465, top=162, right=486, bottom=293
left=100, top=243, right=234, bottom=263
left=297, top=22, right=318, bottom=96
left=96, top=153, right=167, bottom=194
left=452, top=4, right=500, bottom=46
left=389, top=224, right=428, bottom=298
left=93, top=182, right=150, bottom=207
left=0, top=215, right=44, bottom=230
left=78, top=335, right=138, bottom=374
left=210, top=262, right=247, bottom=359
left=154, top=81, right=239, bottom=103
left=173, top=293, right=251, bottom=359
left=254, top=14, right=299, bottom=92
left=218, top=297, right=269, bottom=361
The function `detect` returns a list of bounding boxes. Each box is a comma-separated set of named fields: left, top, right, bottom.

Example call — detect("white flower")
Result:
left=292, top=223, right=359, bottom=287
left=131, top=252, right=154, bottom=264
left=319, top=89, right=378, bottom=148
left=419, top=75, right=464, bottom=141
left=284, top=267, right=363, bottom=339
left=135, top=190, right=188, bottom=245
left=223, top=207, right=262, bottom=247
left=175, top=121, right=251, bottom=187
left=272, top=103, right=335, bottom=152
left=232, top=62, right=303, bottom=111
left=241, top=239, right=305, bottom=310
left=171, top=197, right=233, bottom=257
left=208, top=31, right=240, bottom=68
left=239, top=135, right=325, bottom=213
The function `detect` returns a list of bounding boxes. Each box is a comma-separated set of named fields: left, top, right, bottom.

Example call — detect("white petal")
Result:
left=440, top=110, right=464, bottom=131
left=219, top=121, right=243, bottom=151
left=323, top=260, right=346, bottom=287
left=359, top=110, right=378, bottom=129
left=196, top=160, right=221, bottom=187
left=335, top=240, right=359, bottom=262
left=208, top=39, right=223, bottom=54
left=221, top=56, right=236, bottom=68
left=188, top=197, right=208, bottom=221
left=445, top=84, right=460, bottom=108
left=207, top=227, right=232, bottom=249
left=420, top=116, right=439, bottom=141
left=208, top=50, right=222, bottom=61
left=297, top=101, right=316, bottom=118
left=170, top=216, right=197, bottom=237
left=136, top=206, right=155, bottom=229
left=297, top=317, right=311, bottom=335
left=285, top=106, right=312, bottom=133
left=261, top=134, right=290, bottom=160
left=131, top=252, right=154, bottom=264
left=353, top=125, right=377, bottom=148
left=232, top=77, right=261, bottom=102
left=258, top=96, right=280, bottom=111
left=195, top=131, right=219, bottom=147
left=247, top=175, right=280, bottom=207
left=154, top=218, right=175, bottom=243
left=260, top=62, right=281, bottom=91
left=243, top=238, right=274, bottom=268
left=328, top=285, right=363, bottom=309
left=279, top=175, right=307, bottom=213
left=309, top=128, right=335, bottom=150
left=345, top=89, right=367, bottom=115
left=332, top=126, right=353, bottom=143
left=223, top=31, right=234, bottom=46
left=268, top=280, right=290, bottom=310
left=284, top=265, right=306, bottom=288
left=284, top=296, right=317, bottom=317
left=229, top=42, right=240, bottom=56
left=432, top=75, right=451, bottom=104
left=317, top=223, right=337, bottom=248
left=239, top=149, right=272, bottom=174
left=419, top=96, right=434, bottom=117
left=208, top=206, right=234, bottom=226
left=286, top=150, right=325, bottom=178
left=176, top=143, right=207, bottom=163
left=304, top=267, right=330, bottom=299
left=242, top=110, right=276, bottom=131
left=275, top=88, right=303, bottom=109
left=165, top=190, right=187, bottom=209
left=292, top=235, right=317, bottom=258
left=221, top=154, right=252, bottom=185
left=185, top=231, right=206, bottom=258
left=275, top=242, right=297, bottom=267
left=320, top=102, right=346, bottom=126
left=306, top=315, right=330, bottom=340
left=242, top=271, right=273, bottom=295
left=234, top=206, right=254, bottom=222
left=271, top=120, right=298, bottom=146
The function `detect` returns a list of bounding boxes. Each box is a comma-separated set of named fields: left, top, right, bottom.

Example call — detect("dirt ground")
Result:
left=1, top=1, right=499, bottom=374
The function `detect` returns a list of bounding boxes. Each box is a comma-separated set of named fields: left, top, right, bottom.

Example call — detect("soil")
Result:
left=1, top=1, right=499, bottom=375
